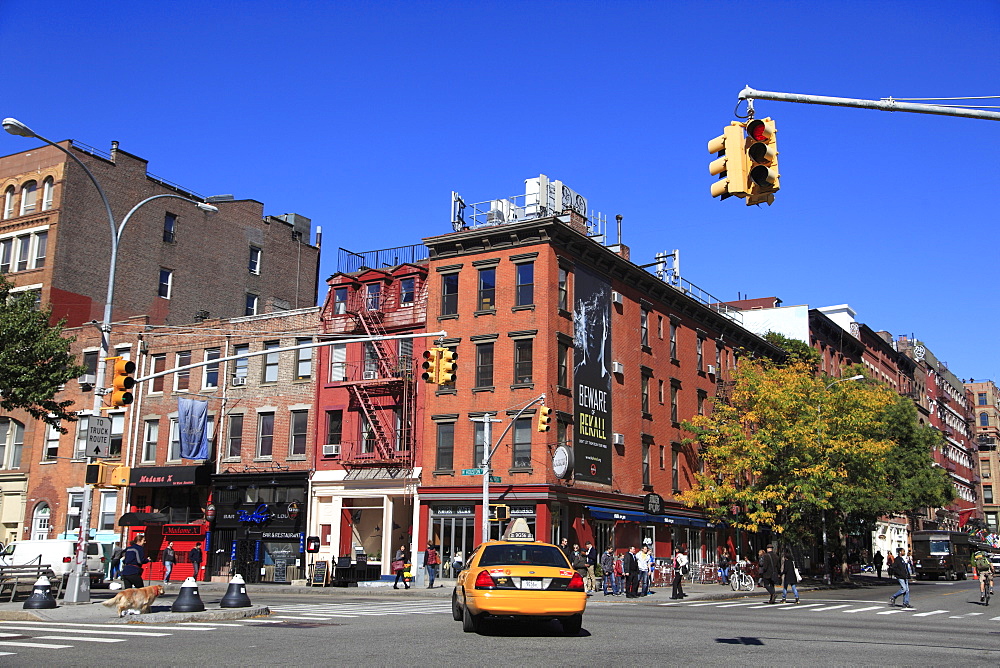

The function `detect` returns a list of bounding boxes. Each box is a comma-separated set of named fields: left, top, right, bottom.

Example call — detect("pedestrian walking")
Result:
left=571, top=544, right=588, bottom=583
left=452, top=550, right=464, bottom=576
left=888, top=546, right=912, bottom=608
left=873, top=550, right=884, bottom=579
left=779, top=547, right=800, bottom=604
left=638, top=546, right=653, bottom=596
left=584, top=541, right=598, bottom=593
left=122, top=535, right=149, bottom=589
left=162, top=541, right=176, bottom=583
left=109, top=543, right=123, bottom=580
left=623, top=546, right=640, bottom=598
left=423, top=542, right=440, bottom=589
left=393, top=544, right=410, bottom=589
left=600, top=546, right=616, bottom=596
left=188, top=542, right=203, bottom=580
left=671, top=547, right=688, bottom=599
left=718, top=548, right=731, bottom=585
left=759, top=544, right=780, bottom=604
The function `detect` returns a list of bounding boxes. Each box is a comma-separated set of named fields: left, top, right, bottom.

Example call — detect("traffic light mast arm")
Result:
left=482, top=393, right=548, bottom=468
left=739, top=86, right=1000, bottom=122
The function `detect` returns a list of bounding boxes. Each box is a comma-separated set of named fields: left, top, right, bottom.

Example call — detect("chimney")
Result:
left=110, top=141, right=119, bottom=163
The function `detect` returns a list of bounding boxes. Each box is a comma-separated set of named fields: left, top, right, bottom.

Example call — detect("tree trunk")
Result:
left=838, top=524, right=851, bottom=584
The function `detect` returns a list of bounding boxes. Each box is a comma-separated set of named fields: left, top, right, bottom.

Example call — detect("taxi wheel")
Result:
left=451, top=591, right=463, bottom=621
left=561, top=614, right=582, bottom=636
left=462, top=600, right=483, bottom=633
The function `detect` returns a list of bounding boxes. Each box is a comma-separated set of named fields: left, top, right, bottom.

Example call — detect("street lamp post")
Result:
left=817, top=374, right=864, bottom=585
left=3, top=118, right=217, bottom=603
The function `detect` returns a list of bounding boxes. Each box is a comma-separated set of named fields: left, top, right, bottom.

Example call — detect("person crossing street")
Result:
left=973, top=550, right=995, bottom=603
left=888, top=547, right=913, bottom=609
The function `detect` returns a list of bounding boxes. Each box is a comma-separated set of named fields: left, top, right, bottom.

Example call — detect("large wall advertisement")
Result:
left=573, top=264, right=613, bottom=484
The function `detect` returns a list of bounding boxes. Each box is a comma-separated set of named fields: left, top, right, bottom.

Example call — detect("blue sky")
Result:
left=3, top=0, right=998, bottom=381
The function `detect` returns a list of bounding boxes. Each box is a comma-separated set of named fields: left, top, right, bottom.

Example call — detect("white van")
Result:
left=0, top=540, right=106, bottom=586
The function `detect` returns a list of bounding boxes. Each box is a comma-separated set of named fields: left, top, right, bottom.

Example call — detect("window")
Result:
left=175, top=351, right=192, bottom=391
left=204, top=348, right=221, bottom=388
left=696, top=335, right=705, bottom=371
left=363, top=342, right=379, bottom=377
left=670, top=381, right=679, bottom=423
left=671, top=446, right=680, bottom=491
left=365, top=283, right=381, bottom=311
left=262, top=341, right=280, bottom=383
left=2, top=187, right=13, bottom=219
left=558, top=267, right=569, bottom=311
left=658, top=315, right=664, bottom=339
left=514, top=339, right=533, bottom=384
left=163, top=212, right=177, bottom=242
left=716, top=343, right=723, bottom=370
left=659, top=444, right=666, bottom=470
left=295, top=338, right=312, bottom=380
left=106, top=412, right=124, bottom=458
left=640, top=308, right=650, bottom=347
left=979, top=393, right=988, bottom=406
left=400, top=277, right=415, bottom=305
left=233, top=344, right=250, bottom=380
left=641, top=373, right=650, bottom=414
left=257, top=413, right=275, bottom=458
left=359, top=414, right=376, bottom=454
left=19, top=181, right=36, bottom=216
left=245, top=293, right=258, bottom=316
left=328, top=343, right=346, bottom=382
left=248, top=246, right=261, bottom=274
left=985, top=485, right=994, bottom=504
left=332, top=287, right=348, bottom=315
left=33, top=231, right=46, bottom=268
left=66, top=492, right=83, bottom=532
left=168, top=419, right=181, bottom=461
left=642, top=442, right=650, bottom=486
left=515, top=263, right=534, bottom=306
left=16, top=236, right=29, bottom=271
left=697, top=390, right=707, bottom=416
left=158, top=269, right=172, bottom=298
left=41, top=177, right=54, bottom=211
left=478, top=268, right=496, bottom=311
left=151, top=354, right=166, bottom=393
left=512, top=418, right=532, bottom=469
left=476, top=342, right=494, bottom=388
left=474, top=422, right=486, bottom=468
left=99, top=491, right=117, bottom=531
left=670, top=321, right=678, bottom=359
left=658, top=379, right=665, bottom=405
left=74, top=417, right=89, bottom=459
left=227, top=414, right=244, bottom=458
left=290, top=410, right=308, bottom=456
left=982, top=413, right=990, bottom=427
left=142, top=420, right=159, bottom=462
left=982, top=459, right=991, bottom=479
left=0, top=238, right=11, bottom=273
left=436, top=422, right=455, bottom=470
left=441, top=273, right=459, bottom=315
left=43, top=422, right=60, bottom=461
left=557, top=341, right=570, bottom=388
left=325, top=410, right=343, bottom=445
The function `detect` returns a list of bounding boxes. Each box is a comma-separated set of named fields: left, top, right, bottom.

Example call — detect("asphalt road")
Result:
left=1, top=579, right=998, bottom=667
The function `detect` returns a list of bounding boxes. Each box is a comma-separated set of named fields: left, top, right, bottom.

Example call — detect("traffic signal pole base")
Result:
left=62, top=572, right=91, bottom=604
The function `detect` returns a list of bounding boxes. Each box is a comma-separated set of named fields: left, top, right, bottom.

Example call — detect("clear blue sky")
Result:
left=3, top=1, right=998, bottom=381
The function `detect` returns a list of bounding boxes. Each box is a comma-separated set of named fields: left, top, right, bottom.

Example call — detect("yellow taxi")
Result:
left=451, top=518, right=587, bottom=634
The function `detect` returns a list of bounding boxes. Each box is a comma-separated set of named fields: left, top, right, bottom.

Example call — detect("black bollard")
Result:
left=171, top=576, right=206, bottom=612
left=220, top=574, right=252, bottom=608
left=23, top=576, right=57, bottom=610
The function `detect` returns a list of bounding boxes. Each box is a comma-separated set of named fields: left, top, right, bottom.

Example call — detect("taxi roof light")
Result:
left=501, top=517, right=534, bottom=541
left=474, top=570, right=496, bottom=589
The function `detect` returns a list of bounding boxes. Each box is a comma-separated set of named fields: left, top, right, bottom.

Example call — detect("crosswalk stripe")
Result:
left=911, top=610, right=948, bottom=617
left=785, top=603, right=824, bottom=609
left=0, top=641, right=73, bottom=649
left=0, top=621, right=207, bottom=632
left=0, top=625, right=169, bottom=636
left=876, top=609, right=908, bottom=615
left=990, top=616, right=1000, bottom=621
left=36, top=636, right=127, bottom=643
left=844, top=606, right=884, bottom=613
left=809, top=605, right=851, bottom=612
left=714, top=602, right=758, bottom=608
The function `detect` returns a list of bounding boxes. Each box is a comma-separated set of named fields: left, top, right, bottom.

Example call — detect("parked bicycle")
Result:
left=730, top=560, right=756, bottom=592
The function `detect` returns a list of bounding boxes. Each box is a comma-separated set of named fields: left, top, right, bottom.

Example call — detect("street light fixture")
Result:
left=3, top=118, right=217, bottom=603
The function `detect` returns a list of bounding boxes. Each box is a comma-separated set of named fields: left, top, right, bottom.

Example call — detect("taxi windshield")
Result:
left=479, top=544, right=570, bottom=568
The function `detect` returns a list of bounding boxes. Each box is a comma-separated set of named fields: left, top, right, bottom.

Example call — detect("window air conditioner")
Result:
left=231, top=376, right=247, bottom=386
left=362, top=371, right=379, bottom=380
left=611, top=291, right=623, bottom=306
left=612, top=433, right=625, bottom=446
left=322, top=444, right=341, bottom=456
left=612, top=361, right=625, bottom=374
left=707, top=365, right=717, bottom=375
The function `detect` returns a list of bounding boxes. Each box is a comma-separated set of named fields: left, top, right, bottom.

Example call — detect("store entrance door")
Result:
left=431, top=515, right=475, bottom=578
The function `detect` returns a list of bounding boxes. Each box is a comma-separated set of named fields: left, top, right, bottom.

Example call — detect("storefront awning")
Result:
left=118, top=512, right=169, bottom=526
left=130, top=465, right=211, bottom=487
left=585, top=506, right=716, bottom=527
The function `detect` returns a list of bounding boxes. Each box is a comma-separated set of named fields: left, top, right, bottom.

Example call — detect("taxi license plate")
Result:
left=521, top=578, right=542, bottom=590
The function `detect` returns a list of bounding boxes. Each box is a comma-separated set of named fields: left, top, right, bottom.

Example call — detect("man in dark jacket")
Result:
left=584, top=541, right=598, bottom=593
left=759, top=544, right=780, bottom=604
left=189, top=542, right=203, bottom=580
left=122, top=535, right=148, bottom=589
left=623, top=546, right=640, bottom=598
left=888, top=547, right=912, bottom=608
left=600, top=546, right=616, bottom=596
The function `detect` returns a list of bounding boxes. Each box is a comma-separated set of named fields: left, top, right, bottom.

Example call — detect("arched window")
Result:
left=982, top=413, right=990, bottom=427
left=2, top=187, right=13, bottom=219
left=31, top=502, right=50, bottom=540
left=41, top=177, right=54, bottom=211
left=19, top=181, right=36, bottom=216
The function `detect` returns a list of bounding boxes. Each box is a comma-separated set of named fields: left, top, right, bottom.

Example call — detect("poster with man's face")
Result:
left=573, top=264, right=612, bottom=484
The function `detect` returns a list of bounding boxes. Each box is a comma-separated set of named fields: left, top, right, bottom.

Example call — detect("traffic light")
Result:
left=490, top=504, right=510, bottom=522
left=708, top=122, right=749, bottom=200
left=745, top=117, right=779, bottom=205
left=536, top=405, right=552, bottom=432
left=109, top=357, right=136, bottom=407
left=438, top=348, right=457, bottom=385
left=421, top=348, right=440, bottom=384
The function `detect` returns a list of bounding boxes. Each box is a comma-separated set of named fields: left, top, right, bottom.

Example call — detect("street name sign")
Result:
left=461, top=468, right=485, bottom=476
left=489, top=476, right=502, bottom=483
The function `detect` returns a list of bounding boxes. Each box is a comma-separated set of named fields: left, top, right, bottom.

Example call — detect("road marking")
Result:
left=180, top=622, right=245, bottom=627
left=713, top=602, right=759, bottom=608
left=809, top=605, right=851, bottom=612
left=0, top=621, right=207, bottom=632
left=786, top=603, right=824, bottom=609
left=36, top=636, right=127, bottom=643
left=686, top=602, right=726, bottom=607
left=876, top=609, right=908, bottom=615
left=911, top=610, right=949, bottom=617
left=990, top=616, right=1000, bottom=621
left=844, top=606, right=883, bottom=613
left=0, top=641, right=72, bottom=649
left=0, top=625, right=169, bottom=636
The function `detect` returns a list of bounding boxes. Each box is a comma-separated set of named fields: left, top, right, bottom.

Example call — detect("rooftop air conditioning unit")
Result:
left=612, top=433, right=625, bottom=446
left=231, top=376, right=247, bottom=386
left=612, top=361, right=625, bottom=374
left=611, top=291, right=623, bottom=306
left=362, top=371, right=379, bottom=380
left=707, top=365, right=717, bottom=375
left=322, top=444, right=341, bottom=456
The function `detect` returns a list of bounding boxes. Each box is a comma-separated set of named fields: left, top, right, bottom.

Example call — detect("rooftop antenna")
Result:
left=616, top=214, right=623, bottom=246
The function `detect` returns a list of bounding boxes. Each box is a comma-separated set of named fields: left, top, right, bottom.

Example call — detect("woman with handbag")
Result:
left=780, top=547, right=800, bottom=604
left=392, top=544, right=410, bottom=590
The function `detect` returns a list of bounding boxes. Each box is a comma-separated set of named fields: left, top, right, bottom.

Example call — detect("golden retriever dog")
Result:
left=102, top=584, right=164, bottom=617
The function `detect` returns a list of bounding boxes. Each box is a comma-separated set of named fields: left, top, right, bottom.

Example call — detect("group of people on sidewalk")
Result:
left=108, top=535, right=204, bottom=589
left=557, top=540, right=693, bottom=600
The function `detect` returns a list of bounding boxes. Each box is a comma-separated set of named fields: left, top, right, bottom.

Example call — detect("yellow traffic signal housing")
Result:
left=421, top=348, right=441, bottom=384
left=536, top=405, right=552, bottom=432
left=745, top=117, right=779, bottom=205
left=109, top=357, right=136, bottom=407
left=85, top=463, right=131, bottom=487
left=437, top=348, right=457, bottom=385
left=708, top=122, right=749, bottom=199
left=108, top=466, right=131, bottom=487
left=490, top=504, right=510, bottom=522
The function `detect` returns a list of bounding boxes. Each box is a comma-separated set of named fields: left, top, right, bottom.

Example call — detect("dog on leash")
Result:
left=102, top=584, right=164, bottom=617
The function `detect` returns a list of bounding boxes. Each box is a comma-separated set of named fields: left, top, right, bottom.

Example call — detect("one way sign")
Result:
left=87, top=416, right=112, bottom=458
